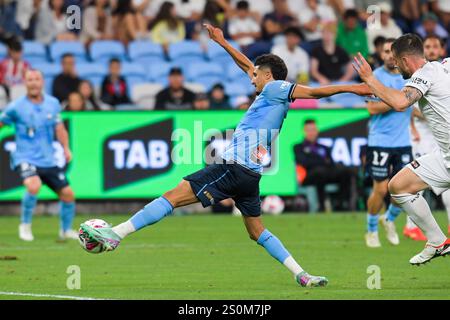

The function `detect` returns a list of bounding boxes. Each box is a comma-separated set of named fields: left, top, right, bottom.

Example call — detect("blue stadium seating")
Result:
left=23, top=41, right=48, bottom=64
left=32, top=62, right=62, bottom=93
left=128, top=40, right=166, bottom=64
left=224, top=82, right=250, bottom=98
left=206, top=40, right=240, bottom=69
left=168, top=40, right=205, bottom=65
left=146, top=62, right=186, bottom=84
left=121, top=62, right=148, bottom=95
left=90, top=40, right=126, bottom=63
left=186, top=62, right=222, bottom=81
left=0, top=43, right=6, bottom=59
left=227, top=63, right=249, bottom=82
left=76, top=63, right=107, bottom=87
left=50, top=41, right=87, bottom=62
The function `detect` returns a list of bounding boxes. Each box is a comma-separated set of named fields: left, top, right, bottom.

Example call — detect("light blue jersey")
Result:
left=222, top=80, right=296, bottom=173
left=0, top=94, right=62, bottom=168
left=368, top=67, right=412, bottom=147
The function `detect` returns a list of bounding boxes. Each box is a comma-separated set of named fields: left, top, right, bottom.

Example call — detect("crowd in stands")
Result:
left=0, top=0, right=449, bottom=111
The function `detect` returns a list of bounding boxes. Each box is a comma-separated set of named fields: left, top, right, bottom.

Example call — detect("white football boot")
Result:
left=19, top=223, right=34, bottom=241
left=379, top=214, right=400, bottom=245
left=410, top=240, right=450, bottom=265
left=59, top=229, right=79, bottom=240
left=365, top=232, right=381, bottom=248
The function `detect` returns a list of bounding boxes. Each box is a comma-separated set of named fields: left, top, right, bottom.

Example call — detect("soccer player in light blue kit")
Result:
left=80, top=24, right=370, bottom=287
left=364, top=38, right=413, bottom=248
left=0, top=70, right=77, bottom=241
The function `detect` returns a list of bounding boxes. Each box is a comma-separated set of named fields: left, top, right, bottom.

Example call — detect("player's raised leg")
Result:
left=57, top=186, right=78, bottom=240
left=389, top=165, right=450, bottom=265
left=243, top=215, right=328, bottom=287
left=81, top=180, right=198, bottom=250
left=19, top=174, right=41, bottom=241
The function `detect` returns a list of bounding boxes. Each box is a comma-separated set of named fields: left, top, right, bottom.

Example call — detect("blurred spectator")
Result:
left=423, top=34, right=446, bottom=61
left=367, top=35, right=385, bottom=68
left=19, top=0, right=43, bottom=40
left=0, top=40, right=30, bottom=95
left=355, top=0, right=393, bottom=20
left=208, top=83, right=231, bottom=109
left=132, top=0, right=152, bottom=23
left=234, top=95, right=251, bottom=110
left=155, top=67, right=195, bottom=110
left=262, top=0, right=298, bottom=41
left=415, top=12, right=449, bottom=39
left=149, top=1, right=186, bottom=48
left=52, top=53, right=81, bottom=102
left=310, top=23, right=354, bottom=85
left=231, top=0, right=273, bottom=18
left=299, top=0, right=337, bottom=43
left=191, top=0, right=232, bottom=43
left=399, top=0, right=421, bottom=28
left=336, top=9, right=369, bottom=58
left=174, top=0, right=206, bottom=21
left=78, top=79, right=102, bottom=110
left=112, top=0, right=148, bottom=44
left=366, top=2, right=402, bottom=53
left=431, top=0, right=450, bottom=30
left=81, top=0, right=114, bottom=45
left=271, top=27, right=309, bottom=83
left=100, top=58, right=131, bottom=107
left=293, top=119, right=354, bottom=211
left=65, top=91, right=86, bottom=111
left=35, top=0, right=78, bottom=44
left=0, top=0, right=22, bottom=37
left=228, top=1, right=261, bottom=47
left=193, top=92, right=210, bottom=110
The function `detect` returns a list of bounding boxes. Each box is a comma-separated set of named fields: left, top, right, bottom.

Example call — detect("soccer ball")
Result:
left=78, top=219, right=111, bottom=254
left=261, top=195, right=285, bottom=215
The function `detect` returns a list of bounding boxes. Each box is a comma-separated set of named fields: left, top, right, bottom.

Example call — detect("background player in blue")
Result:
left=0, top=70, right=77, bottom=242
left=364, top=38, right=413, bottom=248
left=80, top=24, right=371, bottom=287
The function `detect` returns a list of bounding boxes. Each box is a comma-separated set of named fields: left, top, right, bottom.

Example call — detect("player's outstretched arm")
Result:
left=291, top=82, right=372, bottom=100
left=352, top=52, right=422, bottom=111
left=204, top=23, right=255, bottom=78
left=367, top=101, right=392, bottom=115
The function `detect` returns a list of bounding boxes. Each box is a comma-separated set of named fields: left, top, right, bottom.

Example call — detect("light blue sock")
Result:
left=21, top=192, right=37, bottom=224
left=257, top=229, right=290, bottom=264
left=385, top=204, right=402, bottom=222
left=130, top=197, right=173, bottom=231
left=367, top=213, right=379, bottom=232
left=60, top=201, right=75, bottom=232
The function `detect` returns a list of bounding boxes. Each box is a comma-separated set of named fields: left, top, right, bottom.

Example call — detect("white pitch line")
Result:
left=0, top=291, right=108, bottom=300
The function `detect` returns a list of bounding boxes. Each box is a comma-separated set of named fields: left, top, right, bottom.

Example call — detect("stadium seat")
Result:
left=185, top=62, right=223, bottom=90
left=168, top=40, right=205, bottom=65
left=10, top=84, right=27, bottom=101
left=32, top=62, right=62, bottom=93
left=128, top=40, right=166, bottom=64
left=131, top=83, right=164, bottom=110
left=23, top=41, right=48, bottom=64
left=0, top=43, right=6, bottom=60
left=76, top=63, right=107, bottom=87
left=206, top=40, right=240, bottom=69
left=227, top=63, right=248, bottom=82
left=224, top=82, right=249, bottom=98
left=184, top=82, right=206, bottom=93
left=50, top=41, right=87, bottom=62
left=90, top=40, right=126, bottom=63
left=146, top=62, right=177, bottom=83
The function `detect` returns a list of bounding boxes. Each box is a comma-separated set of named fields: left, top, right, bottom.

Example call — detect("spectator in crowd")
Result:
left=81, top=0, right=114, bottom=45
left=208, top=83, right=231, bottom=110
left=233, top=95, right=251, bottom=110
left=231, top=0, right=273, bottom=19
left=0, top=40, right=30, bottom=96
left=355, top=0, right=393, bottom=20
left=294, top=119, right=354, bottom=211
left=299, top=0, right=337, bottom=43
left=52, top=53, right=81, bottom=102
left=0, top=0, right=22, bottom=38
left=367, top=35, right=385, bottom=69
left=310, top=23, right=354, bottom=85
left=65, top=91, right=86, bottom=111
left=35, top=0, right=78, bottom=44
left=262, top=0, right=298, bottom=41
left=399, top=0, right=421, bottom=30
left=415, top=12, right=449, bottom=40
left=271, top=27, right=309, bottom=84
left=132, top=0, right=152, bottom=23
left=100, top=58, right=131, bottom=107
left=366, top=2, right=402, bottom=52
left=336, top=9, right=369, bottom=58
left=112, top=0, right=148, bottom=44
left=155, top=67, right=195, bottom=110
left=228, top=1, right=261, bottom=47
left=191, top=0, right=231, bottom=42
left=149, top=1, right=186, bottom=49
left=431, top=0, right=450, bottom=30
left=193, top=92, right=210, bottom=110
left=423, top=34, right=446, bottom=61
left=15, top=0, right=41, bottom=39
left=78, top=80, right=102, bottom=111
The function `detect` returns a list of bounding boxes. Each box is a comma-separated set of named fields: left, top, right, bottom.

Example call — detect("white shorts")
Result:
left=412, top=137, right=439, bottom=158
left=407, top=149, right=450, bottom=195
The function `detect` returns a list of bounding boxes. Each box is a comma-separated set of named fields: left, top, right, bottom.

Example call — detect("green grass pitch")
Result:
left=1, top=212, right=450, bottom=300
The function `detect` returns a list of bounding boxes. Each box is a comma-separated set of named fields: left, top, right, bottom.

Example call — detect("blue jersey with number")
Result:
left=222, top=80, right=296, bottom=173
left=0, top=94, right=62, bottom=168
left=368, top=67, right=412, bottom=147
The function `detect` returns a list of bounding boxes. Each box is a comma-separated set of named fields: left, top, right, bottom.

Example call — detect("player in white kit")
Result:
left=354, top=33, right=450, bottom=265
left=404, top=35, right=450, bottom=241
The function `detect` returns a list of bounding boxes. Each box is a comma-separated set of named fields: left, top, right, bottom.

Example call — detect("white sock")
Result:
left=406, top=216, right=417, bottom=228
left=283, top=256, right=304, bottom=277
left=112, top=220, right=136, bottom=239
left=393, top=193, right=446, bottom=246
left=441, top=190, right=450, bottom=226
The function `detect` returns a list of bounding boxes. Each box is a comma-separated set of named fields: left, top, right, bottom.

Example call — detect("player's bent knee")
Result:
left=59, top=187, right=75, bottom=202
left=24, top=178, right=41, bottom=195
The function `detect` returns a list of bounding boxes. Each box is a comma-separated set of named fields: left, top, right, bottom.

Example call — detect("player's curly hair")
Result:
left=254, top=54, right=288, bottom=81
